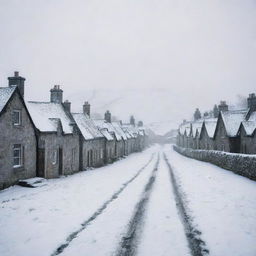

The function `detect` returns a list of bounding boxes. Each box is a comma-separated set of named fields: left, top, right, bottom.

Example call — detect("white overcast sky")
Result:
left=0, top=0, right=256, bottom=126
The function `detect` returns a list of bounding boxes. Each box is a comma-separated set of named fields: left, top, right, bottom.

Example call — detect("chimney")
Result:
left=50, top=85, right=63, bottom=103
left=247, top=93, right=256, bottom=112
left=83, top=101, right=90, bottom=116
left=63, top=100, right=71, bottom=112
left=218, top=101, right=228, bottom=112
left=130, top=115, right=135, bottom=126
left=138, top=121, right=143, bottom=127
left=8, top=71, right=26, bottom=98
left=105, top=110, right=111, bottom=123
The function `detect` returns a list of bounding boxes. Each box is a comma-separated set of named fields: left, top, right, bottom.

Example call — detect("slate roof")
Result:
left=93, top=119, right=114, bottom=141
left=0, top=86, right=16, bottom=114
left=221, top=109, right=249, bottom=137
left=112, top=122, right=127, bottom=141
left=26, top=101, right=74, bottom=134
left=72, top=113, right=104, bottom=140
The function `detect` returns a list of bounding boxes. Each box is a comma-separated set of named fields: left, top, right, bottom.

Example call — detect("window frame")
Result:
left=13, top=144, right=23, bottom=168
left=13, top=110, right=22, bottom=126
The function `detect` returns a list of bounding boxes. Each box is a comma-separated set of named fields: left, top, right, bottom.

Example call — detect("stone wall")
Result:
left=0, top=92, right=37, bottom=189
left=173, top=145, right=256, bottom=181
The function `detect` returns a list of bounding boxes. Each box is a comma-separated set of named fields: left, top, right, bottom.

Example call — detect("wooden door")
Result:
left=38, top=149, right=45, bottom=177
left=59, top=148, right=63, bottom=175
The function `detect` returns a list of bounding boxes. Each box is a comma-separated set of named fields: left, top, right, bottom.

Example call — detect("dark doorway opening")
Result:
left=59, top=148, right=63, bottom=175
left=38, top=148, right=45, bottom=177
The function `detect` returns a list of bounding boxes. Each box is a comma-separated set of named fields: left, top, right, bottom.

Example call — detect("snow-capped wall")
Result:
left=173, top=145, right=256, bottom=181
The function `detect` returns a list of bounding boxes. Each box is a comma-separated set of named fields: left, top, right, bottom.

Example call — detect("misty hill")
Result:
left=67, top=88, right=181, bottom=128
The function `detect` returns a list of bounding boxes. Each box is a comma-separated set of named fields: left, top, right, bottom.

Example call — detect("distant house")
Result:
left=177, top=94, right=256, bottom=155
left=199, top=119, right=217, bottom=150
left=72, top=104, right=105, bottom=169
left=27, top=86, right=81, bottom=178
left=238, top=121, right=256, bottom=154
left=0, top=72, right=37, bottom=189
left=93, top=118, right=116, bottom=163
left=214, top=109, right=248, bottom=153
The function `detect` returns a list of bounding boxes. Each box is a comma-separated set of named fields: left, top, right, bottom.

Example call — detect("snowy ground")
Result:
left=0, top=144, right=256, bottom=256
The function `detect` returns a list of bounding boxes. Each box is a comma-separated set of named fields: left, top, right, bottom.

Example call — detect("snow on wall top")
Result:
left=26, top=101, right=73, bottom=134
left=93, top=119, right=114, bottom=141
left=0, top=86, right=16, bottom=114
left=204, top=118, right=218, bottom=138
left=221, top=109, right=249, bottom=137
left=72, top=113, right=103, bottom=140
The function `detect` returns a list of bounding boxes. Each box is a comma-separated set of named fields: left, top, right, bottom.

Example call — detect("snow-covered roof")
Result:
left=204, top=118, right=218, bottom=138
left=241, top=121, right=256, bottom=136
left=72, top=113, right=104, bottom=140
left=179, top=122, right=191, bottom=136
left=26, top=101, right=74, bottom=134
left=248, top=111, right=256, bottom=122
left=112, top=122, right=127, bottom=141
left=93, top=119, right=114, bottom=141
left=221, top=109, right=249, bottom=137
left=0, top=86, right=16, bottom=114
left=122, top=124, right=140, bottom=138
left=191, top=120, right=204, bottom=138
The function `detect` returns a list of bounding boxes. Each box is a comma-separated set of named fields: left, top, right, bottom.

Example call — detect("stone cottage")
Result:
left=0, top=72, right=37, bottom=189
left=93, top=118, right=116, bottom=164
left=214, top=108, right=248, bottom=153
left=26, top=85, right=81, bottom=178
left=72, top=103, right=105, bottom=169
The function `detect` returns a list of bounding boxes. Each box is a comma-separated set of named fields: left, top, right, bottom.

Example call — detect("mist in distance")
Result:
left=0, top=0, right=256, bottom=132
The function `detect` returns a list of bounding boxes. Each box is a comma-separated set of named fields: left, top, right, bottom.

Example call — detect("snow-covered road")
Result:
left=1, top=145, right=256, bottom=256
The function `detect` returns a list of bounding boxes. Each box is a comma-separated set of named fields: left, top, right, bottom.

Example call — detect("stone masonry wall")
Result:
left=0, top=92, right=37, bottom=189
left=173, top=145, right=256, bottom=181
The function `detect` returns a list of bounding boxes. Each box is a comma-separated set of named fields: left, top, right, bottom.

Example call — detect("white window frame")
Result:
left=13, top=110, right=21, bottom=126
left=52, top=150, right=58, bottom=165
left=100, top=149, right=104, bottom=159
left=13, top=144, right=23, bottom=168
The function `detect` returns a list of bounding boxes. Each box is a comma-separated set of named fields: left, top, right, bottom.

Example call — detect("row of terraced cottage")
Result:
left=177, top=94, right=256, bottom=154
left=0, top=72, right=148, bottom=190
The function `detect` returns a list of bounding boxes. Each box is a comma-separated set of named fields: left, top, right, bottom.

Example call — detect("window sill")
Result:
left=13, top=166, right=24, bottom=172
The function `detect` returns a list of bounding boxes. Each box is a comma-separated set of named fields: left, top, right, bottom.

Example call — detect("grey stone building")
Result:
left=93, top=119, right=116, bottom=163
left=238, top=122, right=256, bottom=154
left=0, top=72, right=37, bottom=189
left=26, top=86, right=81, bottom=178
left=72, top=105, right=105, bottom=169
left=177, top=94, right=256, bottom=155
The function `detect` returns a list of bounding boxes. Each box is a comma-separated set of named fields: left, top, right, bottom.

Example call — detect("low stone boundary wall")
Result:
left=173, top=145, right=256, bottom=181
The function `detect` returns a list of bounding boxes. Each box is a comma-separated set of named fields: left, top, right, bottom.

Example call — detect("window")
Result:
left=72, top=148, right=76, bottom=164
left=52, top=150, right=58, bottom=165
left=13, top=144, right=23, bottom=167
left=100, top=149, right=104, bottom=159
left=13, top=110, right=21, bottom=126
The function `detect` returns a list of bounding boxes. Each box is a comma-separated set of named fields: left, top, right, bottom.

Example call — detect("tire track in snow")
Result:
left=51, top=153, right=155, bottom=256
left=116, top=153, right=160, bottom=256
left=163, top=153, right=209, bottom=256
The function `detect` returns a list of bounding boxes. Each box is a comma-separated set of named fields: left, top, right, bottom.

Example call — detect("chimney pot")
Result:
left=50, top=85, right=63, bottom=103
left=8, top=71, right=25, bottom=98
